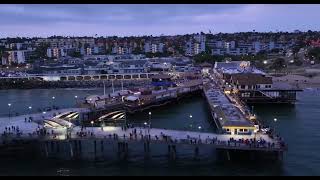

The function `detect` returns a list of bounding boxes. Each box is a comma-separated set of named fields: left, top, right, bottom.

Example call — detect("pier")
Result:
left=0, top=72, right=287, bottom=161
left=0, top=107, right=286, bottom=161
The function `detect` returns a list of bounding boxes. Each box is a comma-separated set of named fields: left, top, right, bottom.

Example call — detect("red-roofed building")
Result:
left=307, top=39, right=320, bottom=47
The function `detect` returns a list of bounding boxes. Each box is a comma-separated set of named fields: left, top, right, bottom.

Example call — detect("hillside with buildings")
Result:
left=1, top=31, right=320, bottom=77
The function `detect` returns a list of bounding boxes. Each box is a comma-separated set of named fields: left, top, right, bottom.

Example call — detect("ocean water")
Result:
left=0, top=88, right=319, bottom=176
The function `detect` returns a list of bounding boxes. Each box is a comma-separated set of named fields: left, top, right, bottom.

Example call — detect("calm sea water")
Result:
left=0, top=88, right=319, bottom=176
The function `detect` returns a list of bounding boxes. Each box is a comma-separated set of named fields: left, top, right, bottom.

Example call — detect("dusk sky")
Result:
left=1, top=4, right=320, bottom=37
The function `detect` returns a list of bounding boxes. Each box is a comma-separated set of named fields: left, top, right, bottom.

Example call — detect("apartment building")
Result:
left=144, top=42, right=164, bottom=53
left=3, top=50, right=35, bottom=65
left=47, top=48, right=76, bottom=58
left=185, top=40, right=205, bottom=56
left=112, top=46, right=132, bottom=54
left=210, top=40, right=289, bottom=56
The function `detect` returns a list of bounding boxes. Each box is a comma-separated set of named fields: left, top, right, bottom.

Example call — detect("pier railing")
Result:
left=0, top=128, right=286, bottom=153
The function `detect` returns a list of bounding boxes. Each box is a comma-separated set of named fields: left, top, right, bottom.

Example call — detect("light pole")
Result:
left=52, top=96, right=55, bottom=109
left=8, top=103, right=12, bottom=121
left=74, top=95, right=78, bottom=106
left=198, top=126, right=202, bottom=140
left=144, top=122, right=148, bottom=135
left=91, top=121, right=94, bottom=133
left=28, top=106, right=32, bottom=118
left=148, top=112, right=152, bottom=129
left=189, top=114, right=193, bottom=130
left=42, top=111, right=46, bottom=119
left=273, top=118, right=277, bottom=134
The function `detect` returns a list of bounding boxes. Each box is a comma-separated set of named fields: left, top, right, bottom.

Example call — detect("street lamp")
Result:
left=74, top=95, right=78, bottom=106
left=8, top=103, right=12, bottom=121
left=144, top=122, right=148, bottom=135
left=148, top=112, right=152, bottom=128
left=198, top=126, right=202, bottom=140
left=189, top=114, right=193, bottom=130
left=42, top=111, right=46, bottom=118
left=273, top=118, right=277, bottom=134
left=91, top=121, right=94, bottom=133
left=51, top=96, right=56, bottom=109
left=28, top=106, right=32, bottom=115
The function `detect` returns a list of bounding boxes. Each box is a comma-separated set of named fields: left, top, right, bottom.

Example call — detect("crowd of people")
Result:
left=76, top=126, right=94, bottom=138
left=227, top=137, right=276, bottom=149
left=2, top=118, right=286, bottom=151
left=2, top=125, right=21, bottom=137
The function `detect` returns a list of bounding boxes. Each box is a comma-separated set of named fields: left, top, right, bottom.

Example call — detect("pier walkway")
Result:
left=0, top=111, right=286, bottom=153
left=70, top=126, right=285, bottom=152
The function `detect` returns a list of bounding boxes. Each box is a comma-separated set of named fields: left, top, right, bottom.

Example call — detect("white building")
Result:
left=5, top=50, right=34, bottom=64
left=224, top=41, right=236, bottom=49
left=252, top=41, right=261, bottom=54
left=193, top=34, right=206, bottom=43
left=47, top=48, right=67, bottom=58
left=144, top=43, right=164, bottom=53
left=112, top=46, right=132, bottom=54
left=185, top=40, right=205, bottom=56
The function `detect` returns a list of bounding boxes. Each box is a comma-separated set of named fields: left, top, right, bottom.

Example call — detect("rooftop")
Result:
left=231, top=73, right=273, bottom=85
left=205, top=86, right=254, bottom=128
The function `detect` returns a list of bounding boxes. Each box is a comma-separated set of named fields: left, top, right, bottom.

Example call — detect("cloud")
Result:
left=0, top=4, right=320, bottom=37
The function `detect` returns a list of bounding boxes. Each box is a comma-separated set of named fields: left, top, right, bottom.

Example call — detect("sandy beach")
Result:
left=272, top=74, right=320, bottom=89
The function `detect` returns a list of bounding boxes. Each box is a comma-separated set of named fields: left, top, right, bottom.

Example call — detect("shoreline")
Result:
left=272, top=74, right=320, bottom=89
